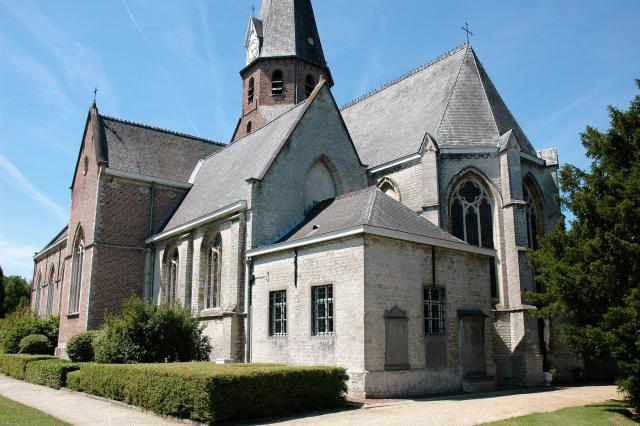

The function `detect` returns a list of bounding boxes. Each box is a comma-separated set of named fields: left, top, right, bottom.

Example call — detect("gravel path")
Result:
left=0, top=375, right=184, bottom=425
left=271, top=385, right=621, bottom=425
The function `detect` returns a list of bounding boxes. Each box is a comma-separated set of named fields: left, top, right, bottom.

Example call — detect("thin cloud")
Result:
left=0, top=153, right=67, bottom=222
left=122, top=0, right=201, bottom=136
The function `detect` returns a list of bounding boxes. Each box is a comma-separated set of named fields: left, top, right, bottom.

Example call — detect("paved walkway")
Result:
left=0, top=375, right=620, bottom=426
left=273, top=385, right=621, bottom=425
left=0, top=375, right=184, bottom=425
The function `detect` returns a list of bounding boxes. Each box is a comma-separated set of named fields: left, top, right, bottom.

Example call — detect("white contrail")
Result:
left=121, top=0, right=201, bottom=136
left=0, top=153, right=67, bottom=221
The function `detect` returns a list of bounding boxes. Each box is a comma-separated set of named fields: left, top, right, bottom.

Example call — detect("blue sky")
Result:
left=0, top=0, right=638, bottom=278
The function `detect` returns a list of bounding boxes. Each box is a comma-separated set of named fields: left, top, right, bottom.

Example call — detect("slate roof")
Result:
left=97, top=114, right=224, bottom=183
left=341, top=44, right=537, bottom=168
left=35, top=225, right=68, bottom=258
left=163, top=100, right=309, bottom=232
left=255, top=0, right=327, bottom=67
left=283, top=186, right=464, bottom=245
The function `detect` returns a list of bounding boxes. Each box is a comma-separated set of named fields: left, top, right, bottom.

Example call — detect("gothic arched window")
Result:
left=205, top=235, right=222, bottom=309
left=449, top=178, right=494, bottom=249
left=523, top=186, right=540, bottom=250
left=34, top=272, right=42, bottom=316
left=305, top=74, right=315, bottom=98
left=69, top=233, right=84, bottom=314
left=272, top=70, right=283, bottom=96
left=247, top=77, right=255, bottom=103
left=378, top=177, right=400, bottom=201
left=167, top=250, right=179, bottom=304
left=46, top=266, right=55, bottom=317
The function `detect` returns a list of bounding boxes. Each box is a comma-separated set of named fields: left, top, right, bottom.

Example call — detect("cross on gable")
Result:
left=461, top=22, right=473, bottom=43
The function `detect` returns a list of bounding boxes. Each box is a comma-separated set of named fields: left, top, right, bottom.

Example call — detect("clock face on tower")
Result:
left=246, top=33, right=260, bottom=65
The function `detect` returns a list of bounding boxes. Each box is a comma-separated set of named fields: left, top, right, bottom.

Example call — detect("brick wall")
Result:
left=32, top=241, right=67, bottom=318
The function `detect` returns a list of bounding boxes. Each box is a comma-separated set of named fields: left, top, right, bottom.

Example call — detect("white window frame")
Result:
left=424, top=286, right=446, bottom=336
left=312, top=285, right=334, bottom=336
left=269, top=290, right=287, bottom=336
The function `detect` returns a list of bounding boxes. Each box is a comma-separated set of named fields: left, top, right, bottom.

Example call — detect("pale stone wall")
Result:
left=362, top=235, right=494, bottom=398
left=372, top=160, right=425, bottom=214
left=250, top=237, right=367, bottom=395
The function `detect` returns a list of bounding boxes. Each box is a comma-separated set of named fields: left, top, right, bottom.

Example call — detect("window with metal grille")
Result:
left=424, top=287, right=446, bottom=336
left=305, top=74, right=315, bottom=98
left=247, top=77, right=254, bottom=103
left=205, top=235, right=222, bottom=309
left=271, top=70, right=283, bottom=95
left=269, top=290, right=287, bottom=336
left=312, top=285, right=333, bottom=335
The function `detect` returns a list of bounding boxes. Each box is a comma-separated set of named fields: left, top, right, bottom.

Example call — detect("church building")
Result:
left=32, top=0, right=581, bottom=398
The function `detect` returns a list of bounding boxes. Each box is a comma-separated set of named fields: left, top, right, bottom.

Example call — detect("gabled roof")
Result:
left=97, top=114, right=224, bottom=183
left=254, top=0, right=327, bottom=67
left=284, top=186, right=463, bottom=245
left=341, top=44, right=537, bottom=168
left=162, top=96, right=309, bottom=232
left=35, top=225, right=68, bottom=259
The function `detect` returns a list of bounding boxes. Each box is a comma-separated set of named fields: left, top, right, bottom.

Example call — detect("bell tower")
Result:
left=232, top=0, right=333, bottom=142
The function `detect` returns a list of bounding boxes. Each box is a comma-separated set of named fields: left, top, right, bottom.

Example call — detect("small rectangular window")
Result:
left=312, top=285, right=333, bottom=335
left=269, top=290, right=287, bottom=336
left=424, top=287, right=446, bottom=336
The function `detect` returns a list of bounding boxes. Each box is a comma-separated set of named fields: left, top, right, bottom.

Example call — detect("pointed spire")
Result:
left=254, top=0, right=327, bottom=67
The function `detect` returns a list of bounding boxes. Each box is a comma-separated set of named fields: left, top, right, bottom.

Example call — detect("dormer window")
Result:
left=305, top=75, right=315, bottom=98
left=248, top=77, right=255, bottom=103
left=272, top=70, right=283, bottom=96
left=307, top=37, right=315, bottom=46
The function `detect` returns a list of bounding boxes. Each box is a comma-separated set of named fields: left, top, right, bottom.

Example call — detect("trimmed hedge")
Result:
left=0, top=354, right=55, bottom=380
left=67, top=363, right=348, bottom=423
left=24, top=359, right=78, bottom=389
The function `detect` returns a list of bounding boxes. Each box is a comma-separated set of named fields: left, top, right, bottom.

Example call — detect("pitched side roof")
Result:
left=35, top=225, right=69, bottom=258
left=341, top=44, right=536, bottom=168
left=284, top=186, right=463, bottom=245
left=98, top=115, right=224, bottom=183
left=163, top=100, right=308, bottom=232
left=256, top=0, right=327, bottom=67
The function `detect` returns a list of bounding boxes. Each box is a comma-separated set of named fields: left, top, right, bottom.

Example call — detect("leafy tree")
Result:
left=2, top=275, right=31, bottom=316
left=0, top=266, right=4, bottom=318
left=529, top=80, right=640, bottom=409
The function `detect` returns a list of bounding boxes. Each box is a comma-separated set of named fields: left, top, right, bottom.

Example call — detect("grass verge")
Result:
left=0, top=395, right=69, bottom=426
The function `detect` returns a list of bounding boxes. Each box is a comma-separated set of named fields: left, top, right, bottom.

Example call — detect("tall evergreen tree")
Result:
left=529, top=80, right=640, bottom=409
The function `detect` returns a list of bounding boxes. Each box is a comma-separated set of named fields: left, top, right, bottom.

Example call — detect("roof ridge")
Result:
left=340, top=43, right=469, bottom=110
left=434, top=44, right=470, bottom=137
left=100, top=114, right=225, bottom=147
left=199, top=101, right=305, bottom=164
left=466, top=46, right=501, bottom=139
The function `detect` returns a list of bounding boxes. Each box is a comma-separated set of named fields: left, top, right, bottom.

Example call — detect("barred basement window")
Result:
left=272, top=70, right=283, bottom=95
left=205, top=235, right=222, bottom=309
left=312, top=285, right=333, bottom=335
left=269, top=290, right=287, bottom=336
left=305, top=74, right=315, bottom=98
left=247, top=77, right=254, bottom=103
left=424, top=287, right=446, bottom=336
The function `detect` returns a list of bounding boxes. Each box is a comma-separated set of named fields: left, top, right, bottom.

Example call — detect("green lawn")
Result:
left=485, top=400, right=637, bottom=425
left=0, top=395, right=69, bottom=426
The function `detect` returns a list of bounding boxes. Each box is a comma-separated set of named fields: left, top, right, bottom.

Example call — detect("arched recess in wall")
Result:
left=34, top=271, right=42, bottom=316
left=162, top=246, right=179, bottom=305
left=199, top=231, right=222, bottom=311
left=377, top=177, right=401, bottom=201
left=68, top=225, right=84, bottom=315
left=523, top=174, right=545, bottom=250
left=46, top=265, right=55, bottom=317
left=445, top=168, right=502, bottom=299
left=303, top=156, right=342, bottom=212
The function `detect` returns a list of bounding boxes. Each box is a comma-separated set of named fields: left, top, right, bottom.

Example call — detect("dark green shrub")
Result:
left=66, top=331, right=100, bottom=362
left=93, top=297, right=211, bottom=364
left=67, top=362, right=348, bottom=423
left=0, top=310, right=59, bottom=354
left=19, top=334, right=52, bottom=355
left=0, top=354, right=55, bottom=379
left=24, top=359, right=78, bottom=389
